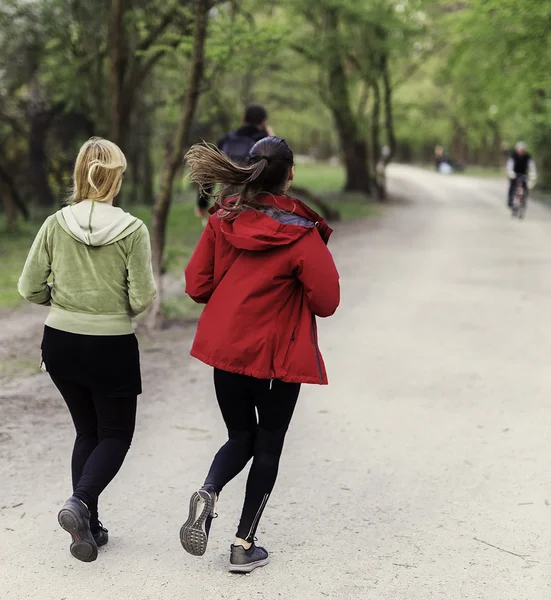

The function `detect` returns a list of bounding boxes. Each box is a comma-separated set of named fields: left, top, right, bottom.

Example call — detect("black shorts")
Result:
left=41, top=326, right=142, bottom=396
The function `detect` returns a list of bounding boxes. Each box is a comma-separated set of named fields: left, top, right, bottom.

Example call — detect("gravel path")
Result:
left=1, top=167, right=550, bottom=599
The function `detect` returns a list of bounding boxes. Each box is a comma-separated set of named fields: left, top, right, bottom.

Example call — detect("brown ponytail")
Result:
left=185, top=136, right=294, bottom=218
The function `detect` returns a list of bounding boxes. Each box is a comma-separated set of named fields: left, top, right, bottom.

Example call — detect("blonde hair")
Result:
left=71, top=137, right=127, bottom=204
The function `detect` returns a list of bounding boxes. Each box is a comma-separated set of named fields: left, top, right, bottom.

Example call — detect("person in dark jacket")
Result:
left=181, top=137, right=340, bottom=573
left=195, top=104, right=271, bottom=220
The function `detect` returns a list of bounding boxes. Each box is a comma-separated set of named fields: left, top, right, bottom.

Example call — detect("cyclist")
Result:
left=195, top=104, right=272, bottom=220
left=507, top=142, right=537, bottom=208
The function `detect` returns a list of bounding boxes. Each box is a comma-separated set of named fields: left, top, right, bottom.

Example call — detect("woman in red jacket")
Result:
left=181, top=136, right=339, bottom=573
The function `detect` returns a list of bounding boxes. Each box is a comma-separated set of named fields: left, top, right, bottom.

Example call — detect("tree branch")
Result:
left=0, top=159, right=28, bottom=220
left=137, top=7, right=180, bottom=53
left=290, top=42, right=319, bottom=63
left=356, top=80, right=371, bottom=120
left=382, top=53, right=396, bottom=164
left=392, top=40, right=448, bottom=90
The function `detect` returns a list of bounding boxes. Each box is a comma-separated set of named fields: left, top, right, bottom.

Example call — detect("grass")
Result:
left=0, top=163, right=378, bottom=311
left=0, top=219, right=43, bottom=309
left=133, top=198, right=204, bottom=275
left=162, top=296, right=204, bottom=321
left=292, top=162, right=380, bottom=219
left=293, top=161, right=346, bottom=193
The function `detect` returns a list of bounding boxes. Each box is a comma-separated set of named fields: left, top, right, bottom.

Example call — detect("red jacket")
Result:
left=185, top=195, right=340, bottom=385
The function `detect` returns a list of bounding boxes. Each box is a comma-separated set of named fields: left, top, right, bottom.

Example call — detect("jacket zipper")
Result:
left=311, top=317, right=323, bottom=384
left=272, top=329, right=297, bottom=382
left=277, top=329, right=296, bottom=382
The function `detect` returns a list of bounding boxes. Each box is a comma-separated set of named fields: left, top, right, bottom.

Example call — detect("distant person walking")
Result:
left=181, top=137, right=340, bottom=573
left=18, top=137, right=156, bottom=563
left=195, top=103, right=272, bottom=220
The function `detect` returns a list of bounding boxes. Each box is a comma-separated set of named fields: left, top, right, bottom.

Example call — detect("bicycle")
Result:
left=511, top=175, right=528, bottom=219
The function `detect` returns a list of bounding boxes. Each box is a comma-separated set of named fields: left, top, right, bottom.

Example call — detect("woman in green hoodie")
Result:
left=18, top=137, right=156, bottom=563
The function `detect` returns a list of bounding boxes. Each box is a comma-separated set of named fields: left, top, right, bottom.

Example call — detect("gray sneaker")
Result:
left=229, top=543, right=269, bottom=573
left=58, top=497, right=98, bottom=563
left=180, top=487, right=217, bottom=556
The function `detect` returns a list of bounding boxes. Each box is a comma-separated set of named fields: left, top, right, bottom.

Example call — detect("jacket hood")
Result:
left=216, top=195, right=333, bottom=252
left=56, top=201, right=143, bottom=246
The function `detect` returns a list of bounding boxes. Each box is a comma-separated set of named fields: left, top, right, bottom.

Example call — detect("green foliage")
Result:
left=5, top=0, right=549, bottom=232
left=162, top=297, right=203, bottom=321
left=133, top=197, right=203, bottom=275
left=293, top=163, right=345, bottom=194
left=394, top=0, right=551, bottom=179
left=292, top=162, right=380, bottom=218
left=0, top=218, right=39, bottom=309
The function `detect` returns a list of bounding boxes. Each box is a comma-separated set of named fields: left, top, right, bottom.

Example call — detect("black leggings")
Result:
left=204, top=369, right=300, bottom=541
left=50, top=375, right=136, bottom=531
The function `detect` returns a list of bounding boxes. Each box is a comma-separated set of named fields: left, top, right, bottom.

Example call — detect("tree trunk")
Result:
left=0, top=161, right=29, bottom=222
left=382, top=55, right=396, bottom=163
left=339, top=134, right=371, bottom=194
left=27, top=82, right=57, bottom=208
left=148, top=0, right=210, bottom=329
left=377, top=54, right=396, bottom=201
left=371, top=78, right=383, bottom=199
left=451, top=121, right=467, bottom=164
left=531, top=90, right=551, bottom=189
left=1, top=187, right=18, bottom=232
left=28, top=114, right=56, bottom=207
left=109, top=0, right=128, bottom=147
left=485, top=120, right=502, bottom=168
left=325, top=7, right=372, bottom=196
left=533, top=122, right=551, bottom=190
left=110, top=6, right=186, bottom=151
left=143, top=127, right=154, bottom=205
left=137, top=99, right=155, bottom=205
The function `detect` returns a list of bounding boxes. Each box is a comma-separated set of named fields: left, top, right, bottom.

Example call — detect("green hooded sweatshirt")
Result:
left=18, top=200, right=156, bottom=335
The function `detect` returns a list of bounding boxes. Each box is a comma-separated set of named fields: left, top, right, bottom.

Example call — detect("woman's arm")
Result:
left=18, top=218, right=53, bottom=305
left=127, top=224, right=157, bottom=317
left=296, top=228, right=340, bottom=318
left=185, top=217, right=216, bottom=303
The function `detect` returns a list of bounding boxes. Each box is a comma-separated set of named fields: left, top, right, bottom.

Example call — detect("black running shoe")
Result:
left=58, top=497, right=98, bottom=563
left=229, top=543, right=269, bottom=573
left=91, top=523, right=109, bottom=548
left=180, top=487, right=217, bottom=556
